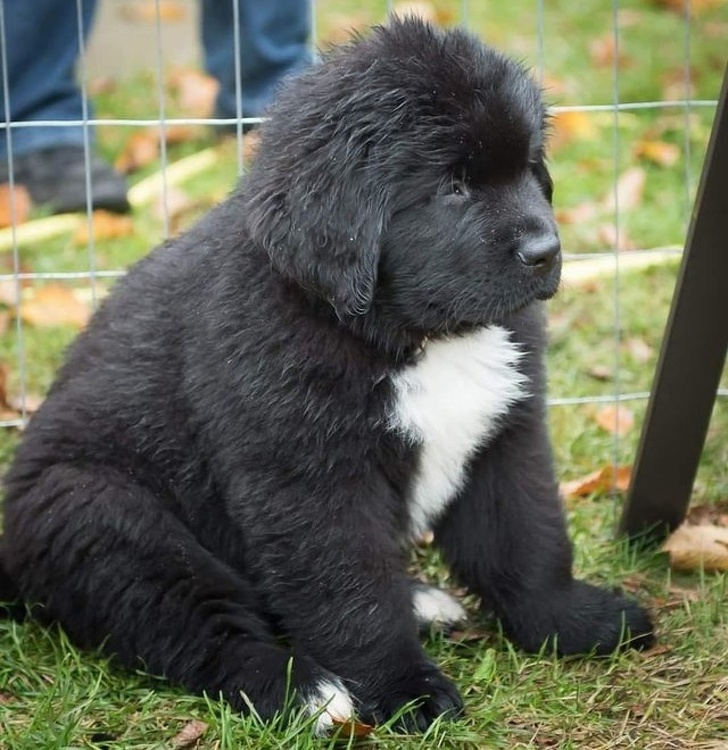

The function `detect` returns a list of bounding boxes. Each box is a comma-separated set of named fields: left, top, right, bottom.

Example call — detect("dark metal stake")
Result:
left=619, top=65, right=728, bottom=542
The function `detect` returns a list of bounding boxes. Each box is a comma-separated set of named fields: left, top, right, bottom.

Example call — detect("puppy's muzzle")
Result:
left=516, top=233, right=561, bottom=277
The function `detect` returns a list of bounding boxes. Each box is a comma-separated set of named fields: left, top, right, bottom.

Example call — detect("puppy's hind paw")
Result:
left=411, top=582, right=467, bottom=632
left=301, top=676, right=356, bottom=736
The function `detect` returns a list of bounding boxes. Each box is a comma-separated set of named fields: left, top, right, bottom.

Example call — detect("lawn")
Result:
left=1, top=1, right=727, bottom=748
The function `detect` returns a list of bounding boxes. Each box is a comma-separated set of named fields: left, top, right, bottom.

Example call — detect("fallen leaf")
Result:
left=549, top=111, right=598, bottom=151
left=560, top=465, right=632, bottom=499
left=87, top=77, right=117, bottom=97
left=0, top=690, right=15, bottom=704
left=589, top=35, right=631, bottom=69
left=0, top=279, right=20, bottom=307
left=586, top=364, right=614, bottom=382
left=634, top=140, right=681, bottom=168
left=169, top=69, right=219, bottom=117
left=0, top=183, right=32, bottom=227
left=555, top=201, right=600, bottom=225
left=6, top=391, right=44, bottom=414
left=596, top=223, right=636, bottom=252
left=603, top=167, right=646, bottom=212
left=653, top=0, right=724, bottom=15
left=331, top=718, right=375, bottom=737
left=392, top=2, right=438, bottom=22
left=686, top=502, right=728, bottom=528
left=73, top=211, right=135, bottom=245
left=642, top=643, right=673, bottom=657
left=448, top=627, right=490, bottom=644
left=662, top=524, right=728, bottom=572
left=661, top=67, right=697, bottom=101
left=593, top=404, right=635, bottom=436
left=115, top=130, right=160, bottom=173
left=19, top=285, right=91, bottom=329
left=170, top=719, right=208, bottom=749
left=624, top=336, right=654, bottom=364
left=118, top=0, right=188, bottom=23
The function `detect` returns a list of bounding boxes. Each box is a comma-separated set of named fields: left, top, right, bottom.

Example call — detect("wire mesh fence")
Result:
left=0, top=0, right=725, bottom=492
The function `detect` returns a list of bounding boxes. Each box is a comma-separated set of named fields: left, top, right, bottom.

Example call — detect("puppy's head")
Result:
left=245, top=18, right=560, bottom=331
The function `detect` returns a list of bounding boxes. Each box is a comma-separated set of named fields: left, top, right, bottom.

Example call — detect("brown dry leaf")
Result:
left=642, top=643, right=673, bottom=657
left=654, top=0, right=724, bottom=15
left=73, top=211, right=135, bottom=245
left=119, top=0, right=188, bottom=23
left=19, top=285, right=91, bottom=329
left=6, top=391, right=44, bottom=415
left=560, top=465, right=632, bottom=500
left=661, top=67, right=698, bottom=101
left=0, top=279, right=20, bottom=307
left=115, top=125, right=201, bottom=174
left=662, top=524, right=728, bottom=572
left=448, top=627, right=490, bottom=644
left=87, top=77, right=117, bottom=97
left=624, top=336, right=654, bottom=364
left=634, top=140, right=680, bottom=168
left=152, top=187, right=198, bottom=222
left=170, top=719, right=208, bottom=749
left=593, top=404, right=635, bottom=436
left=596, top=223, right=636, bottom=252
left=686, top=502, right=728, bottom=528
left=0, top=183, right=32, bottom=228
left=169, top=69, right=219, bottom=118
left=586, top=364, right=614, bottom=382
left=554, top=201, right=599, bottom=225
left=115, top=130, right=160, bottom=173
left=331, top=717, right=375, bottom=738
left=603, top=167, right=646, bottom=212
left=0, top=689, right=15, bottom=704
left=549, top=111, right=598, bottom=151
left=589, top=35, right=631, bottom=69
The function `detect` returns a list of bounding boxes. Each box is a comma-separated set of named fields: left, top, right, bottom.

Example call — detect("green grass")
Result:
left=1, top=1, right=727, bottom=748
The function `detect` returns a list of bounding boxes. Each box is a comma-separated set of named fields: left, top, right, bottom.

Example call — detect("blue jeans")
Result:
left=0, top=0, right=311, bottom=158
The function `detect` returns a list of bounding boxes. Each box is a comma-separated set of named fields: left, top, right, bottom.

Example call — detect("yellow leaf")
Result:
left=662, top=525, right=728, bottom=572
left=549, top=111, right=598, bottom=150
left=634, top=140, right=680, bottom=168
left=19, top=285, right=91, bottom=329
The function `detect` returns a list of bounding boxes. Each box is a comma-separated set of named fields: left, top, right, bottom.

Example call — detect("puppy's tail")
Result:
left=0, top=540, right=25, bottom=620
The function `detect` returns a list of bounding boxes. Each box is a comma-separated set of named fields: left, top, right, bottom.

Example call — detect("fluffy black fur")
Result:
left=0, top=19, right=653, bottom=730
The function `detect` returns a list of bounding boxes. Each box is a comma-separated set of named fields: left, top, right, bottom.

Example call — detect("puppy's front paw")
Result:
left=360, top=660, right=463, bottom=732
left=504, top=580, right=654, bottom=656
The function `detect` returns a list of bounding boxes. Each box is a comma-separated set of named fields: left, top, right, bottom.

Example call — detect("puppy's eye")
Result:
left=448, top=179, right=469, bottom=199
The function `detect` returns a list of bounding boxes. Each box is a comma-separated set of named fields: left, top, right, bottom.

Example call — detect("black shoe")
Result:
left=0, top=145, right=130, bottom=214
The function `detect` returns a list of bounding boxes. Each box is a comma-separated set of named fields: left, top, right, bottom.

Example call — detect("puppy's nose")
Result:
left=516, top=234, right=561, bottom=276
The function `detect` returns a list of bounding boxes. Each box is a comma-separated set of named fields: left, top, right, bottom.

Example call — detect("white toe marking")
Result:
left=413, top=586, right=467, bottom=628
left=305, top=677, right=355, bottom=736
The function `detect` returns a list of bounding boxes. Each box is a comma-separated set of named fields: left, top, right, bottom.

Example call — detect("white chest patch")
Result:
left=388, top=326, right=529, bottom=538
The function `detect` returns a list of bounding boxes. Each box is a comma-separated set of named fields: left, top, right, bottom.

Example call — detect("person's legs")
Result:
left=0, top=0, right=129, bottom=213
left=0, top=0, right=97, bottom=157
left=200, top=0, right=312, bottom=127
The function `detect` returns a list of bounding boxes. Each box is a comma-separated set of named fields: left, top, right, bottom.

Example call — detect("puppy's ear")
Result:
left=244, top=132, right=388, bottom=317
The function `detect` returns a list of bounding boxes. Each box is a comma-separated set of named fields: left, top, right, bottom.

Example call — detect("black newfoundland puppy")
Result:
left=0, top=18, right=653, bottom=733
